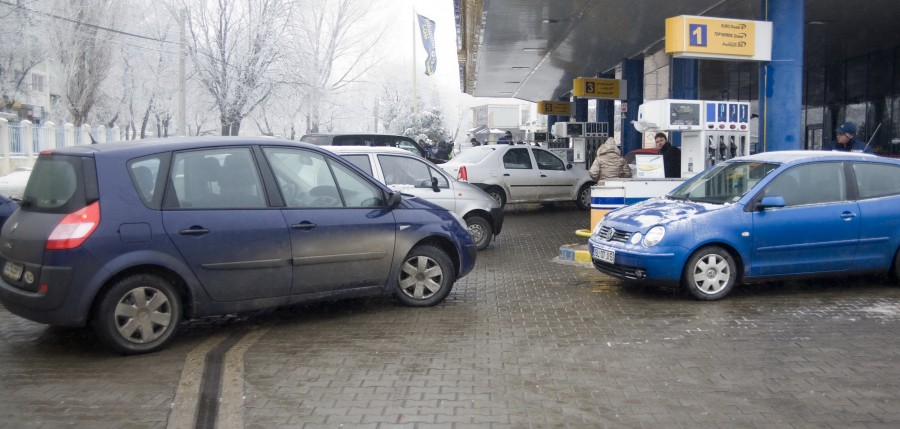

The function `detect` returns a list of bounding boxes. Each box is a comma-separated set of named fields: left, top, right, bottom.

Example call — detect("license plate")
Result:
left=593, top=246, right=615, bottom=264
left=3, top=261, right=23, bottom=281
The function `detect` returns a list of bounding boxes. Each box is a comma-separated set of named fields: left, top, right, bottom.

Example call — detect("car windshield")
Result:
left=451, top=146, right=496, bottom=163
left=668, top=161, right=779, bottom=204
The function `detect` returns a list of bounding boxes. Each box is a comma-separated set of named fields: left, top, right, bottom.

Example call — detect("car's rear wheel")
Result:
left=92, top=274, right=182, bottom=355
left=576, top=183, right=594, bottom=210
left=485, top=187, right=506, bottom=208
left=465, top=215, right=493, bottom=250
left=395, top=245, right=456, bottom=307
left=682, top=246, right=737, bottom=301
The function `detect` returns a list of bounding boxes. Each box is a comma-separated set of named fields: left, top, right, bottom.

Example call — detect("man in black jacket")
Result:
left=655, top=132, right=681, bottom=178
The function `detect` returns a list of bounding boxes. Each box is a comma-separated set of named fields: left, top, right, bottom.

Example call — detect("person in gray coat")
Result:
left=589, top=137, right=632, bottom=182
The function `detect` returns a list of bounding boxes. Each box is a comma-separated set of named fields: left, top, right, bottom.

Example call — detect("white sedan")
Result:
left=0, top=167, right=31, bottom=199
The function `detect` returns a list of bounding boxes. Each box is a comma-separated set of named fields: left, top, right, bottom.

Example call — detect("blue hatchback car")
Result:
left=590, top=151, right=900, bottom=300
left=0, top=137, right=476, bottom=354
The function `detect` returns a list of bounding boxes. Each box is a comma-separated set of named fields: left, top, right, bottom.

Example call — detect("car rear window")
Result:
left=21, top=154, right=93, bottom=214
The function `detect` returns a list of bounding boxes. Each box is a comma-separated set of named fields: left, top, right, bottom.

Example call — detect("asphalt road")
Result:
left=1, top=204, right=899, bottom=428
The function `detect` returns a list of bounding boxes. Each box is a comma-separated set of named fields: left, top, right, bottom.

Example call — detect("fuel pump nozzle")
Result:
left=718, top=135, right=727, bottom=161
left=707, top=135, right=717, bottom=167
left=729, top=135, right=737, bottom=159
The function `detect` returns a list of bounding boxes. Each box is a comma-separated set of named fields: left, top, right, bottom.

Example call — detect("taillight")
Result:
left=458, top=166, right=468, bottom=182
left=46, top=201, right=101, bottom=250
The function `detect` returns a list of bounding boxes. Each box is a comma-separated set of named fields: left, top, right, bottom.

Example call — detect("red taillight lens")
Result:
left=46, top=201, right=100, bottom=250
left=458, top=166, right=468, bottom=182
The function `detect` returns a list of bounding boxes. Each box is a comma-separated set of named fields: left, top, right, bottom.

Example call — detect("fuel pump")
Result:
left=681, top=101, right=751, bottom=175
left=551, top=121, right=609, bottom=170
left=636, top=99, right=751, bottom=178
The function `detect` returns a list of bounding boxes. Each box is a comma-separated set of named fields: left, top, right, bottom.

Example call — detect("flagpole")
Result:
left=412, top=7, right=418, bottom=116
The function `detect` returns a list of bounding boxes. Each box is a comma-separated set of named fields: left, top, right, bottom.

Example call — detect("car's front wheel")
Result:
left=465, top=215, right=493, bottom=250
left=576, top=182, right=594, bottom=210
left=394, top=245, right=456, bottom=307
left=682, top=246, right=737, bottom=300
left=892, top=247, right=900, bottom=283
left=92, top=274, right=182, bottom=355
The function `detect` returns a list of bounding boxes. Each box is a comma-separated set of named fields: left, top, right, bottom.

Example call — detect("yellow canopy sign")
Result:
left=666, top=16, right=763, bottom=58
left=572, top=78, right=626, bottom=100
left=537, top=101, right=573, bottom=116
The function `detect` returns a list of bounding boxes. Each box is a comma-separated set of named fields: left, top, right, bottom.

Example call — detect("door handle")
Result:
left=503, top=173, right=510, bottom=176
left=179, top=227, right=210, bottom=236
left=840, top=211, right=857, bottom=221
left=540, top=174, right=547, bottom=177
left=291, top=222, right=317, bottom=230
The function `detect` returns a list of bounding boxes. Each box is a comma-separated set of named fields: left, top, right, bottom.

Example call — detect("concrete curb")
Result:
left=556, top=243, right=592, bottom=267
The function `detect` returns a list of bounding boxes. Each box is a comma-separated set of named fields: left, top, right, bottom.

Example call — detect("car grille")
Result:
left=597, top=226, right=631, bottom=243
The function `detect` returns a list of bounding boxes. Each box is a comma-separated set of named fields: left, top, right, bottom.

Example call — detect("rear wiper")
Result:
left=18, top=197, right=33, bottom=207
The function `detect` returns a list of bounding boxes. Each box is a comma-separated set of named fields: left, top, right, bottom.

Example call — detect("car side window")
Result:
left=853, top=163, right=900, bottom=199
left=763, top=163, right=845, bottom=207
left=377, top=154, right=448, bottom=188
left=263, top=147, right=384, bottom=208
left=502, top=148, right=533, bottom=169
left=128, top=155, right=162, bottom=206
left=328, top=160, right=385, bottom=207
left=334, top=136, right=375, bottom=146
left=169, top=148, right=266, bottom=209
left=394, top=139, right=426, bottom=157
left=532, top=148, right=565, bottom=171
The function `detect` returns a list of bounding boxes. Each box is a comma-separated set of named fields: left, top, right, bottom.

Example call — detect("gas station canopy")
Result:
left=455, top=0, right=900, bottom=102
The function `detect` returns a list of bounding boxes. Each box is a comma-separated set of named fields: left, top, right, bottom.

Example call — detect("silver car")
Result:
left=326, top=146, right=504, bottom=250
left=439, top=145, right=595, bottom=210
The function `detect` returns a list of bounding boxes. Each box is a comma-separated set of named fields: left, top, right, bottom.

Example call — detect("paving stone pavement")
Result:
left=1, top=204, right=900, bottom=428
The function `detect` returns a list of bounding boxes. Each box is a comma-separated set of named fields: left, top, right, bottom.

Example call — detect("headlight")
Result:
left=642, top=226, right=665, bottom=247
left=630, top=232, right=643, bottom=245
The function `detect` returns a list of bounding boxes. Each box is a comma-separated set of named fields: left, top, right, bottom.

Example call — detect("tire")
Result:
left=465, top=215, right=493, bottom=250
left=92, top=274, right=182, bottom=355
left=892, top=247, right=900, bottom=283
left=576, top=183, right=594, bottom=210
left=394, top=245, right=456, bottom=307
left=485, top=187, right=506, bottom=208
left=682, top=246, right=737, bottom=301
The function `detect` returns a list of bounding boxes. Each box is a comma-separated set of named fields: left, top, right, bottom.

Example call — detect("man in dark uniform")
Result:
left=826, top=121, right=874, bottom=153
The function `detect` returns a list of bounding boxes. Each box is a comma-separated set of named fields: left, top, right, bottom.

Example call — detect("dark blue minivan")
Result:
left=0, top=137, right=476, bottom=354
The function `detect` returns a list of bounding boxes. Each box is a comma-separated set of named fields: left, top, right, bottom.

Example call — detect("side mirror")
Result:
left=430, top=177, right=440, bottom=192
left=387, top=191, right=402, bottom=207
left=757, top=195, right=785, bottom=210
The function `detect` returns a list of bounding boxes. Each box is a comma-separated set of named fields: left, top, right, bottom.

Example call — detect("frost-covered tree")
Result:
left=288, top=0, right=386, bottom=134
left=47, top=0, right=122, bottom=126
left=184, top=0, right=290, bottom=136
left=378, top=80, right=450, bottom=143
left=0, top=1, right=48, bottom=113
left=88, top=0, right=181, bottom=138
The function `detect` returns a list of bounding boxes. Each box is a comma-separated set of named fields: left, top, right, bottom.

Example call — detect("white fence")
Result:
left=0, top=119, right=121, bottom=175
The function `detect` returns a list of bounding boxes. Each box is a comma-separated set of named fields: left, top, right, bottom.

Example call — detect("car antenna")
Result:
left=862, top=122, right=881, bottom=153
